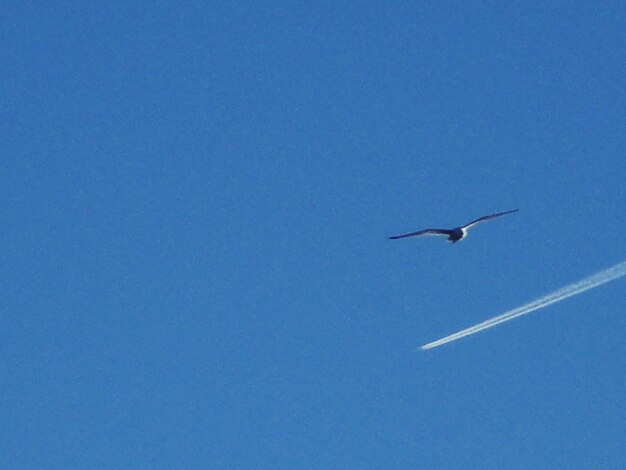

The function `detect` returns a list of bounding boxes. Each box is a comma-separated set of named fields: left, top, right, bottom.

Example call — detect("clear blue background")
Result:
left=2, top=1, right=625, bottom=468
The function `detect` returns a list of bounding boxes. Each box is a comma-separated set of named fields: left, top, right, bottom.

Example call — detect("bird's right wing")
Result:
left=388, top=228, right=452, bottom=240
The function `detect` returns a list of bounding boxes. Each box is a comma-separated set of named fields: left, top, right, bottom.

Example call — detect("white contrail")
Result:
left=421, top=260, right=626, bottom=350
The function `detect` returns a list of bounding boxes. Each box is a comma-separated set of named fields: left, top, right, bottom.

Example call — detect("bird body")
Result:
left=389, top=209, right=518, bottom=243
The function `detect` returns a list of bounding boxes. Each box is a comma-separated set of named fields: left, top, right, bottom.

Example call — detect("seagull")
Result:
left=389, top=209, right=519, bottom=243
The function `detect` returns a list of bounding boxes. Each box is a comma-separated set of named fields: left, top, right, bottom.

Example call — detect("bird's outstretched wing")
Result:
left=388, top=228, right=452, bottom=240
left=461, top=209, right=519, bottom=229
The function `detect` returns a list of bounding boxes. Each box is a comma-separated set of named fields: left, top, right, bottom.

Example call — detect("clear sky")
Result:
left=2, top=1, right=625, bottom=468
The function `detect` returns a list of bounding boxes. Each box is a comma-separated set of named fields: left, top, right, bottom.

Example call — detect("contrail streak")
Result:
left=421, top=260, right=626, bottom=350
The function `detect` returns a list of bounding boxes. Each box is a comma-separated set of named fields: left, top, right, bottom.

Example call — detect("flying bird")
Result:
left=389, top=209, right=519, bottom=243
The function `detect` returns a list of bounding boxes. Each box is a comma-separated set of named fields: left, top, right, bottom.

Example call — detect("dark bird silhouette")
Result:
left=389, top=209, right=519, bottom=243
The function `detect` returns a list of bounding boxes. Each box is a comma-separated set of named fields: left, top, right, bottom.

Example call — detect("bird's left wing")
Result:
left=462, top=209, right=519, bottom=229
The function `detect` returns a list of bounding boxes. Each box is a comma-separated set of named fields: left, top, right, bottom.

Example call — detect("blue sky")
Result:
left=2, top=1, right=625, bottom=467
